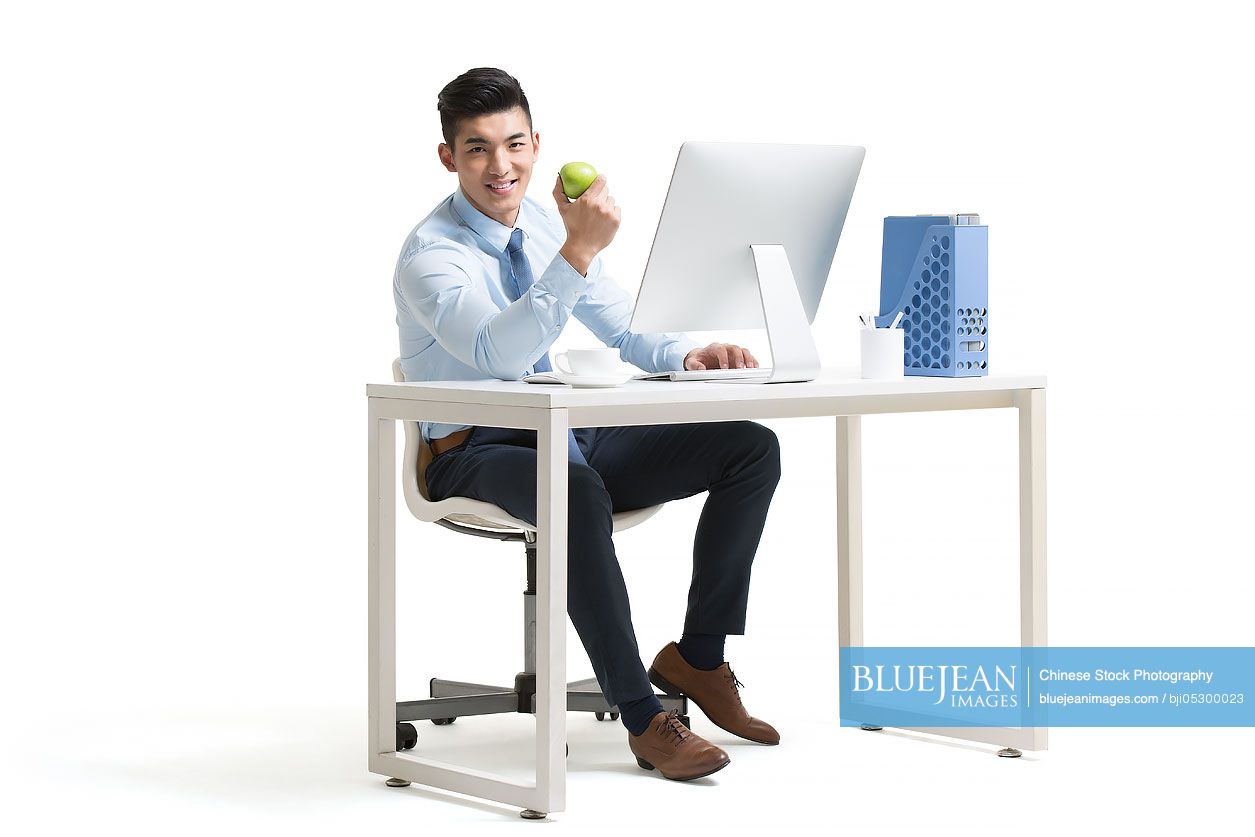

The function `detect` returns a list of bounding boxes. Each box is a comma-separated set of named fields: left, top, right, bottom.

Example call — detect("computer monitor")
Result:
left=630, top=142, right=865, bottom=383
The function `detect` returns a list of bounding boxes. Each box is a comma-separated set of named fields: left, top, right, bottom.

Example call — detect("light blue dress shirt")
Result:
left=393, top=186, right=700, bottom=442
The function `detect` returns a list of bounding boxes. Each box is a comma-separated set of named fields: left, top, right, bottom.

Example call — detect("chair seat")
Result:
left=433, top=497, right=663, bottom=535
left=392, top=358, right=664, bottom=539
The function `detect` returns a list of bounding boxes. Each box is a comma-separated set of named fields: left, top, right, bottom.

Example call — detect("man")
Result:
left=393, top=67, right=781, bottom=781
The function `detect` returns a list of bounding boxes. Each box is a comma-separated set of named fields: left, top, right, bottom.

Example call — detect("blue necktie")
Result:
left=506, top=228, right=588, bottom=465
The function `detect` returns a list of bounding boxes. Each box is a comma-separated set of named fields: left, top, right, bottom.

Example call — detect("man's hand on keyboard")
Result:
left=684, top=342, right=759, bottom=371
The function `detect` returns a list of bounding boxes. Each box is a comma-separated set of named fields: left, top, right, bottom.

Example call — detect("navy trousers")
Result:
left=424, top=421, right=781, bottom=708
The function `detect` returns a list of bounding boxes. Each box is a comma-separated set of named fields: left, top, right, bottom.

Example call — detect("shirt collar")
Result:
left=451, top=186, right=532, bottom=255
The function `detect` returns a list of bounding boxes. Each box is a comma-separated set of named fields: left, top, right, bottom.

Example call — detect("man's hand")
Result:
left=684, top=342, right=759, bottom=371
left=555, top=174, right=620, bottom=276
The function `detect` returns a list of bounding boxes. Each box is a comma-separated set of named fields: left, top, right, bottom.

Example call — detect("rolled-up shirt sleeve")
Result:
left=574, top=254, right=700, bottom=373
left=395, top=239, right=589, bottom=379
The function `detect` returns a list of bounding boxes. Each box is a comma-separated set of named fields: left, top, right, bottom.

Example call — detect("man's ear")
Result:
left=438, top=143, right=456, bottom=173
left=532, top=130, right=541, bottom=162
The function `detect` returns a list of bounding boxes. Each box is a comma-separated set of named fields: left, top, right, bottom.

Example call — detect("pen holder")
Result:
left=860, top=328, right=905, bottom=379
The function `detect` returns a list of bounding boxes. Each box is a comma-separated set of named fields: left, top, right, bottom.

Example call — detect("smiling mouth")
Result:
left=486, top=179, right=518, bottom=194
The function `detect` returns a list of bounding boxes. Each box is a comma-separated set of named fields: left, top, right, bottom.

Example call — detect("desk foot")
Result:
left=521, top=809, right=548, bottom=820
left=997, top=748, right=1022, bottom=759
left=385, top=777, right=411, bottom=787
left=859, top=725, right=883, bottom=731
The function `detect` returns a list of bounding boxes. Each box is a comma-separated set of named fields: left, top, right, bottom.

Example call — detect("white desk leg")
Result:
left=876, top=394, right=1047, bottom=754
left=1016, top=388, right=1048, bottom=752
left=368, top=415, right=398, bottom=774
left=532, top=409, right=569, bottom=817
left=366, top=405, right=562, bottom=812
left=835, top=416, right=864, bottom=649
left=836, top=416, right=874, bottom=730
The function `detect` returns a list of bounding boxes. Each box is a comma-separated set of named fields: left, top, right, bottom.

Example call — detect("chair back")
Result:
left=391, top=358, right=533, bottom=532
left=393, top=358, right=435, bottom=504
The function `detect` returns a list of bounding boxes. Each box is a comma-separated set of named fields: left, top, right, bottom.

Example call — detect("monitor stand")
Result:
left=729, top=244, right=821, bottom=384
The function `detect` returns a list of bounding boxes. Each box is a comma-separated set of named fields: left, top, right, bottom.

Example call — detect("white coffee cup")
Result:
left=859, top=327, right=906, bottom=379
left=553, top=347, right=620, bottom=377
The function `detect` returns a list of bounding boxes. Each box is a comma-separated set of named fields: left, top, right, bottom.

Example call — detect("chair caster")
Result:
left=431, top=717, right=456, bottom=725
left=860, top=724, right=883, bottom=731
left=520, top=809, right=547, bottom=819
left=997, top=748, right=1023, bottom=758
left=396, top=722, right=418, bottom=750
left=385, top=777, right=411, bottom=788
left=594, top=711, right=620, bottom=722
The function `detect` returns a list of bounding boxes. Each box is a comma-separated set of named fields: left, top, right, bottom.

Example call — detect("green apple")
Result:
left=559, top=162, right=598, bottom=199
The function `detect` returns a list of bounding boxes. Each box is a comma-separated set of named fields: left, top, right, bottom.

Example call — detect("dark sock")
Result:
left=677, top=632, right=726, bottom=671
left=621, top=693, right=665, bottom=736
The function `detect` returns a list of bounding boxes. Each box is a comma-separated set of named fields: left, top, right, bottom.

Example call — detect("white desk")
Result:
left=367, top=368, right=1047, bottom=816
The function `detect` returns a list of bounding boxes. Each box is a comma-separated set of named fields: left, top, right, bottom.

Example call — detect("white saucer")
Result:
left=553, top=371, right=634, bottom=388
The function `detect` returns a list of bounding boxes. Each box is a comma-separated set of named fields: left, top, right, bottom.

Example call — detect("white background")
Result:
left=3, top=0, right=1252, bottom=832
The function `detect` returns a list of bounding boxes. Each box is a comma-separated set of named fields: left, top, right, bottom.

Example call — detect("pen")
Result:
left=890, top=311, right=904, bottom=329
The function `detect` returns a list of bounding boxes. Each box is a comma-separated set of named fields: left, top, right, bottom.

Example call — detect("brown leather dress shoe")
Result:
left=627, top=709, right=730, bottom=780
left=648, top=641, right=781, bottom=745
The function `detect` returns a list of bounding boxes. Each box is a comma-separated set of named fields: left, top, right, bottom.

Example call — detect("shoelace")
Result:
left=655, top=708, right=689, bottom=744
left=725, top=666, right=746, bottom=707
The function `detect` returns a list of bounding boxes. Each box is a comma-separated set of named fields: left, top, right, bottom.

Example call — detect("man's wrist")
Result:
left=559, top=243, right=596, bottom=277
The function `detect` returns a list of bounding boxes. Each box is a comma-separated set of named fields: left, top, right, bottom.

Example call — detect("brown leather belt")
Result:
left=430, top=427, right=474, bottom=456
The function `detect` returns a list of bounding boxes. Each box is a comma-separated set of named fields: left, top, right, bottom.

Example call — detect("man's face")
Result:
left=438, top=106, right=539, bottom=228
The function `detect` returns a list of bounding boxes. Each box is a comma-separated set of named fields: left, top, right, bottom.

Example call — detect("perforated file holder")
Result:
left=874, top=215, right=989, bottom=377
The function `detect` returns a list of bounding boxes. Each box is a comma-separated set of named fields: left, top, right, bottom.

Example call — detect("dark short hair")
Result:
left=437, top=67, right=533, bottom=148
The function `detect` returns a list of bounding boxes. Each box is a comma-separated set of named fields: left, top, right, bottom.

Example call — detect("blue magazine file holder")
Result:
left=874, top=215, right=989, bottom=377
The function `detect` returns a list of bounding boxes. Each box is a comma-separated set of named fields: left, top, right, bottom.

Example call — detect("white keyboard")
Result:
left=635, top=367, right=773, bottom=382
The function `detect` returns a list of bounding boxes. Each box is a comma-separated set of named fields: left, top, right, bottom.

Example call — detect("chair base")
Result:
left=397, top=674, right=688, bottom=722
left=395, top=538, right=689, bottom=738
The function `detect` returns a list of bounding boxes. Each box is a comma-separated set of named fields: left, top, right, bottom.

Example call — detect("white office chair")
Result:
left=390, top=359, right=689, bottom=753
